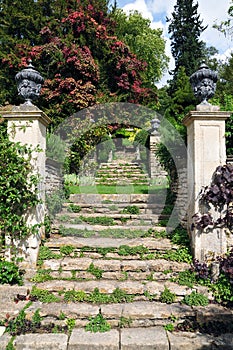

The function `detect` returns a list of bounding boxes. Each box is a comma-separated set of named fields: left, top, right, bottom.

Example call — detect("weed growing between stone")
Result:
left=160, top=287, right=176, bottom=304
left=182, top=291, right=209, bottom=306
left=30, top=286, right=60, bottom=303
left=87, top=263, right=103, bottom=279
left=85, top=309, right=111, bottom=333
left=164, top=323, right=175, bottom=331
left=121, top=205, right=140, bottom=215
left=118, top=316, right=132, bottom=328
left=67, top=204, right=81, bottom=213
left=31, top=269, right=53, bottom=283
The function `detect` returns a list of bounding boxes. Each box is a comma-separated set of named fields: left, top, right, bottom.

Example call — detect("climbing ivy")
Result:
left=0, top=125, right=40, bottom=254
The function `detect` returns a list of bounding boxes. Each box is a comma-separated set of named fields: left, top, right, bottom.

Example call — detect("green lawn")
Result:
left=68, top=184, right=168, bottom=195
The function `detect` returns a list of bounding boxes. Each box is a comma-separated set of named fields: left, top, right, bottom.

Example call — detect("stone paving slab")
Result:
left=68, top=328, right=119, bottom=350
left=195, top=304, right=233, bottom=323
left=26, top=301, right=100, bottom=319
left=122, top=302, right=173, bottom=319
left=167, top=331, right=214, bottom=350
left=46, top=236, right=173, bottom=250
left=0, top=333, right=11, bottom=350
left=1, top=327, right=232, bottom=350
left=0, top=285, right=31, bottom=319
left=13, top=333, right=68, bottom=350
left=212, top=333, right=233, bottom=349
left=121, top=326, right=169, bottom=349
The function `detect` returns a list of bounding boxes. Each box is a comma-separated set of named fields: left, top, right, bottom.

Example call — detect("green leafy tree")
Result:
left=167, top=0, right=207, bottom=91
left=111, top=9, right=169, bottom=85
left=211, top=54, right=233, bottom=154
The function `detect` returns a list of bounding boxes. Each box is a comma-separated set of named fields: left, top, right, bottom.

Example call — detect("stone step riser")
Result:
left=42, top=258, right=188, bottom=274
left=45, top=237, right=175, bottom=250
left=64, top=203, right=165, bottom=209
left=95, top=183, right=150, bottom=186
left=62, top=208, right=164, bottom=215
left=47, top=270, right=179, bottom=282
left=23, top=301, right=195, bottom=329
left=96, top=173, right=148, bottom=177
left=55, top=218, right=166, bottom=226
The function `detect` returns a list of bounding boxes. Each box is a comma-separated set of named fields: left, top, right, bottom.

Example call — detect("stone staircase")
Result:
left=95, top=161, right=149, bottom=186
left=52, top=193, right=169, bottom=236
left=1, top=168, right=233, bottom=348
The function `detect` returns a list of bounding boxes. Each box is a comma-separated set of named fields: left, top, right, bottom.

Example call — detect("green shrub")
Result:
left=211, top=274, right=233, bottom=305
left=0, top=260, right=23, bottom=285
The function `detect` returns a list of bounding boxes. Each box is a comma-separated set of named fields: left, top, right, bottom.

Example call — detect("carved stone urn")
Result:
left=15, top=60, right=44, bottom=105
left=190, top=63, right=218, bottom=105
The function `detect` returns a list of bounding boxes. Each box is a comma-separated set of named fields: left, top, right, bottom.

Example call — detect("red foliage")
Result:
left=1, top=2, right=157, bottom=124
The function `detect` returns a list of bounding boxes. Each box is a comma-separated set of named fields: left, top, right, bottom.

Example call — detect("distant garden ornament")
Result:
left=150, top=116, right=160, bottom=136
left=190, top=63, right=218, bottom=105
left=15, top=60, right=44, bottom=105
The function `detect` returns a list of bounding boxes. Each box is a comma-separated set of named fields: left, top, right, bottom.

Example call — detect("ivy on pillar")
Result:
left=1, top=61, right=51, bottom=267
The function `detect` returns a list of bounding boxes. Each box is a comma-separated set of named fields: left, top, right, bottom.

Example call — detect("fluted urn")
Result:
left=15, top=60, right=44, bottom=105
left=190, top=63, right=218, bottom=105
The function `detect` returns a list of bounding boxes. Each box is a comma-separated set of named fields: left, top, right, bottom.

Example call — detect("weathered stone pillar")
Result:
left=183, top=106, right=231, bottom=261
left=149, top=134, right=167, bottom=182
left=2, top=104, right=51, bottom=266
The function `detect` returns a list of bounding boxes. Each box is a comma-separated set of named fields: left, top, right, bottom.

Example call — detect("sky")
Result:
left=110, top=0, right=233, bottom=85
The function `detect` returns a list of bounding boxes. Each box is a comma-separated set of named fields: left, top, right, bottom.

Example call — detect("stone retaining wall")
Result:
left=175, top=165, right=188, bottom=228
left=45, top=158, right=63, bottom=196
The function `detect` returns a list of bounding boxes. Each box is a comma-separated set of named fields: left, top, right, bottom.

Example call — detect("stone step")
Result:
left=99, top=162, right=143, bottom=168
left=96, top=174, right=147, bottom=179
left=41, top=257, right=189, bottom=281
left=69, top=193, right=168, bottom=204
left=97, top=167, right=146, bottom=173
left=96, top=172, right=148, bottom=177
left=45, top=236, right=174, bottom=251
left=33, top=279, right=198, bottom=300
left=52, top=224, right=164, bottom=235
left=55, top=213, right=168, bottom=226
left=23, top=301, right=195, bottom=329
left=62, top=202, right=166, bottom=215
left=95, top=177, right=149, bottom=183
left=95, top=182, right=150, bottom=186
left=2, top=327, right=233, bottom=350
